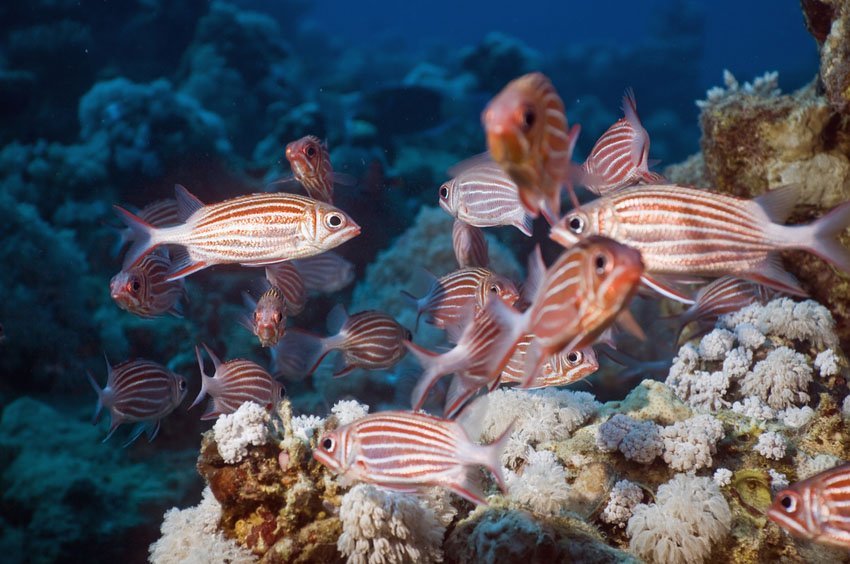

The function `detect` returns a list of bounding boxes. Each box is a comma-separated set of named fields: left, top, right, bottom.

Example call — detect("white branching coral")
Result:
left=505, top=449, right=571, bottom=517
left=814, top=349, right=840, bottom=376
left=796, top=453, right=844, bottom=480
left=696, top=69, right=780, bottom=108
left=769, top=469, right=789, bottom=492
left=291, top=414, right=324, bottom=442
left=337, top=484, right=447, bottom=564
left=730, top=397, right=775, bottom=421
left=740, top=346, right=812, bottom=410
left=596, top=414, right=663, bottom=464
left=698, top=329, right=735, bottom=361
left=778, top=406, right=814, bottom=429
left=733, top=323, right=765, bottom=350
left=332, top=399, right=370, bottom=426
left=480, top=388, right=599, bottom=466
left=149, top=487, right=255, bottom=564
left=722, top=298, right=839, bottom=350
left=627, top=475, right=732, bottom=564
left=600, top=479, right=644, bottom=528
left=754, top=431, right=786, bottom=460
left=212, top=402, right=270, bottom=464
left=713, top=468, right=732, bottom=488
left=660, top=415, right=724, bottom=472
left=666, top=370, right=730, bottom=411
left=722, top=347, right=752, bottom=379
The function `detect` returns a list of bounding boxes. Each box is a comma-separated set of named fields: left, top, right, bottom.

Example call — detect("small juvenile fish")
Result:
left=272, top=306, right=411, bottom=378
left=500, top=336, right=599, bottom=389
left=189, top=344, right=284, bottom=420
left=291, top=251, right=355, bottom=294
left=487, top=237, right=644, bottom=387
left=768, top=462, right=850, bottom=549
left=115, top=184, right=360, bottom=280
left=284, top=135, right=355, bottom=204
left=676, top=276, right=776, bottom=339
left=313, top=408, right=512, bottom=505
left=110, top=252, right=186, bottom=318
left=265, top=262, right=307, bottom=316
left=439, top=159, right=533, bottom=236
left=402, top=267, right=519, bottom=331
left=452, top=219, right=489, bottom=269
left=552, top=184, right=850, bottom=296
left=86, top=357, right=187, bottom=445
left=113, top=198, right=180, bottom=253
left=581, top=89, right=664, bottom=195
left=244, top=285, right=287, bottom=347
left=482, top=72, right=581, bottom=222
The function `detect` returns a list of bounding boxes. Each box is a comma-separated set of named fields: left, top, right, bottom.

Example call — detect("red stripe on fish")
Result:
left=677, top=276, right=776, bottom=335
left=285, top=135, right=335, bottom=204
left=452, top=219, right=489, bottom=269
left=499, top=337, right=599, bottom=388
left=110, top=252, right=186, bottom=318
left=265, top=262, right=307, bottom=316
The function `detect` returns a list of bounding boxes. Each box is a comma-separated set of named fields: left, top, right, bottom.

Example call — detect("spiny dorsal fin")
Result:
left=174, top=184, right=204, bottom=222
left=753, top=184, right=800, bottom=224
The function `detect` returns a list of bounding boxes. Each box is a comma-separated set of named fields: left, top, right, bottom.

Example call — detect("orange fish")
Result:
left=482, top=72, right=580, bottom=223
left=284, top=135, right=355, bottom=204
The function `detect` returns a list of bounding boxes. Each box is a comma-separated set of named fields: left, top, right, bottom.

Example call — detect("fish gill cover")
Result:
left=2, top=1, right=850, bottom=563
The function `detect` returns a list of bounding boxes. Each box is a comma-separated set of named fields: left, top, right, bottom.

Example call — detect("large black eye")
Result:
left=569, top=216, right=584, bottom=233
left=489, top=285, right=499, bottom=294
left=305, top=145, right=317, bottom=158
left=405, top=330, right=413, bottom=341
left=567, top=351, right=581, bottom=364
left=780, top=496, right=794, bottom=511
left=439, top=185, right=449, bottom=199
left=327, top=214, right=342, bottom=228
left=595, top=254, right=607, bottom=274
left=131, top=279, right=141, bottom=292
left=322, top=437, right=334, bottom=450
left=521, top=107, right=536, bottom=130
left=179, top=379, right=187, bottom=390
left=279, top=385, right=286, bottom=398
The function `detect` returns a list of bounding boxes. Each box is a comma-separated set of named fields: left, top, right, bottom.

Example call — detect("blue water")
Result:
left=0, top=1, right=820, bottom=561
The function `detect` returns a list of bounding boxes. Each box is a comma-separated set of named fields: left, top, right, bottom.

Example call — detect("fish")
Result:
left=86, top=357, right=187, bottom=446
left=291, top=252, right=356, bottom=294
left=439, top=158, right=533, bottom=236
left=284, top=135, right=356, bottom=204
left=499, top=336, right=599, bottom=389
left=243, top=285, right=287, bottom=347
left=402, top=267, right=520, bottom=332
left=313, top=404, right=512, bottom=505
left=550, top=184, right=850, bottom=297
left=580, top=89, right=664, bottom=195
left=675, top=276, right=776, bottom=340
left=113, top=198, right=180, bottom=254
left=486, top=237, right=644, bottom=387
left=189, top=344, right=285, bottom=420
left=109, top=251, right=186, bottom=318
left=271, top=306, right=411, bottom=379
left=114, top=184, right=361, bottom=280
left=265, top=262, right=307, bottom=316
left=452, top=219, right=489, bottom=269
left=481, top=72, right=581, bottom=222
left=768, top=462, right=850, bottom=549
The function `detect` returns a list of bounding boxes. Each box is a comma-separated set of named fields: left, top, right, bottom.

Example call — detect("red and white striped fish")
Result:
left=313, top=408, right=512, bottom=505
left=551, top=184, right=850, bottom=297
left=271, top=306, right=411, bottom=379
left=113, top=198, right=180, bottom=253
left=452, top=219, right=489, bottom=269
left=580, top=89, right=664, bottom=195
left=768, top=462, right=850, bottom=549
left=487, top=236, right=644, bottom=387
left=482, top=72, right=581, bottom=222
left=284, top=135, right=355, bottom=204
left=189, top=344, right=284, bottom=420
left=676, top=276, right=776, bottom=339
left=265, top=262, right=307, bottom=316
left=291, top=251, right=355, bottom=294
left=114, top=184, right=360, bottom=280
left=110, top=252, right=186, bottom=318
left=243, top=285, right=287, bottom=347
left=499, top=336, right=599, bottom=389
left=402, top=267, right=519, bottom=332
left=86, top=357, right=187, bottom=446
left=439, top=158, right=533, bottom=236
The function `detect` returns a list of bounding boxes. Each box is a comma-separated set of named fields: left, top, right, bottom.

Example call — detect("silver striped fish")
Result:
left=86, top=357, right=187, bottom=445
left=769, top=462, right=850, bottom=549
left=313, top=408, right=512, bottom=505
left=110, top=251, right=186, bottom=318
left=291, top=251, right=355, bottom=294
left=676, top=276, right=776, bottom=338
left=499, top=336, right=599, bottom=389
left=265, top=262, right=307, bottom=316
left=551, top=184, right=850, bottom=296
left=113, top=198, right=180, bottom=254
left=580, top=89, right=664, bottom=195
left=189, top=344, right=284, bottom=420
left=243, top=285, right=287, bottom=347
left=115, top=184, right=360, bottom=280
left=439, top=158, right=533, bottom=236
left=402, top=267, right=519, bottom=332
left=452, top=219, right=489, bottom=269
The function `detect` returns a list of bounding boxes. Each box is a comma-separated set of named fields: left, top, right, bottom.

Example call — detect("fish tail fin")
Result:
left=443, top=376, right=482, bottom=419
left=520, top=339, right=546, bottom=388
left=188, top=345, right=211, bottom=411
left=483, top=295, right=527, bottom=380
left=85, top=370, right=104, bottom=425
left=450, top=467, right=488, bottom=506
left=405, top=341, right=446, bottom=411
left=516, top=213, right=534, bottom=237
left=122, top=422, right=150, bottom=448
left=270, top=329, right=326, bottom=379
left=113, top=205, right=159, bottom=268
left=804, top=200, right=850, bottom=273
left=482, top=419, right=514, bottom=494
left=456, top=394, right=512, bottom=497
left=400, top=290, right=423, bottom=331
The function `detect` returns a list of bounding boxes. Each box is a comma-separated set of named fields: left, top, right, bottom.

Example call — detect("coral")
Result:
left=697, top=328, right=735, bottom=361
left=337, top=484, right=447, bottom=564
left=291, top=414, right=325, bottom=442
left=696, top=69, right=780, bottom=109
left=713, top=468, right=732, bottom=488
left=802, top=0, right=850, bottom=111
left=600, top=480, right=643, bottom=528
left=768, top=468, right=789, bottom=492
left=596, top=414, right=663, bottom=465
left=331, top=399, right=370, bottom=426
left=459, top=32, right=541, bottom=93
left=212, top=402, right=271, bottom=464
left=741, top=347, right=813, bottom=410
left=660, top=415, right=724, bottom=472
left=754, top=431, right=787, bottom=460
left=730, top=397, right=775, bottom=421
left=505, top=449, right=571, bottom=517
left=627, top=475, right=731, bottom=564
left=814, top=348, right=841, bottom=376
left=149, top=487, right=255, bottom=564
left=778, top=405, right=815, bottom=428
left=796, top=452, right=844, bottom=480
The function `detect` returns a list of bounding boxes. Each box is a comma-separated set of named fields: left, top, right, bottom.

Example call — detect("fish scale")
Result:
left=265, top=262, right=307, bottom=316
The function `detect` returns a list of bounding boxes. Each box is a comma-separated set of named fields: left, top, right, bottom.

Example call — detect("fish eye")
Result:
left=273, top=312, right=282, bottom=324
left=439, top=185, right=449, bottom=200
left=279, top=385, right=286, bottom=398
left=322, top=437, right=335, bottom=451
left=780, top=495, right=796, bottom=512
left=304, top=144, right=317, bottom=158
left=326, top=213, right=343, bottom=229
left=568, top=216, right=584, bottom=234
left=179, top=379, right=187, bottom=390
left=489, top=284, right=499, bottom=294
left=405, top=329, right=413, bottom=341
left=521, top=106, right=536, bottom=130
left=567, top=351, right=581, bottom=364
left=594, top=253, right=608, bottom=274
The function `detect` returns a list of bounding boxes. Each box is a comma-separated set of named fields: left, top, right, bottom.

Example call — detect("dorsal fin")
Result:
left=753, top=184, right=800, bottom=223
left=201, top=343, right=222, bottom=371
left=174, top=184, right=204, bottom=222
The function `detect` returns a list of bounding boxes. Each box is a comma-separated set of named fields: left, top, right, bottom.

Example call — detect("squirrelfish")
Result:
left=271, top=306, right=411, bottom=379
left=313, top=407, right=512, bottom=505
left=439, top=158, right=533, bottom=236
left=244, top=285, right=287, bottom=347
left=284, top=135, right=355, bottom=204
left=482, top=72, right=580, bottom=222
left=291, top=251, right=355, bottom=294
left=552, top=184, right=850, bottom=297
left=768, top=462, right=850, bottom=549
left=580, top=89, right=664, bottom=195
left=265, top=262, right=307, bottom=316
left=86, top=357, right=187, bottom=446
left=110, top=252, right=186, bottom=318
left=115, top=184, right=360, bottom=280
left=500, top=336, right=599, bottom=389
left=452, top=219, right=489, bottom=269
left=190, top=344, right=284, bottom=420
left=676, top=276, right=776, bottom=339
left=487, top=237, right=644, bottom=386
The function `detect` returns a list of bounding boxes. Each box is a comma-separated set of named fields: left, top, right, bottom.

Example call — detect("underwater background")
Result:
left=3, top=0, right=850, bottom=562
